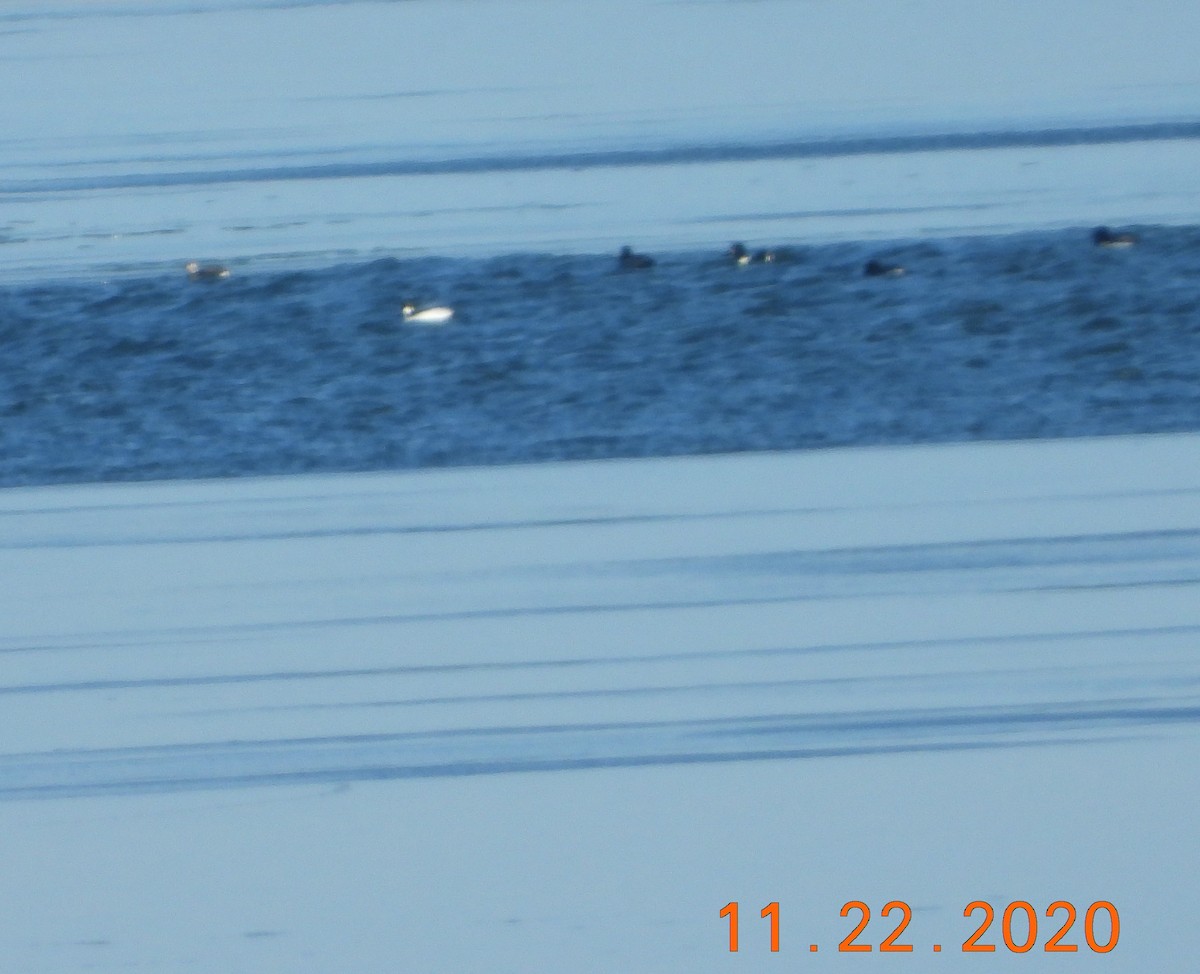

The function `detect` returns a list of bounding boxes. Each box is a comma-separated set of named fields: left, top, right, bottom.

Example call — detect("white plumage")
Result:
left=402, top=303, right=454, bottom=325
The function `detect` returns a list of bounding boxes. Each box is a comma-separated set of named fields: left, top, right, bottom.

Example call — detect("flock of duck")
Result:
left=616, top=242, right=908, bottom=277
left=183, top=225, right=1138, bottom=325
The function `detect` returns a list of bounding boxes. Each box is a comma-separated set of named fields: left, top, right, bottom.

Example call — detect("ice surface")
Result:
left=1, top=432, right=1198, bottom=969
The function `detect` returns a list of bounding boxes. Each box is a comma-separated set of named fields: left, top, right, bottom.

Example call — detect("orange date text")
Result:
left=719, top=900, right=1119, bottom=954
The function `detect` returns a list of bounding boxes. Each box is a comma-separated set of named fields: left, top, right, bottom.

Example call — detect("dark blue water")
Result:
left=3, top=225, right=1199, bottom=488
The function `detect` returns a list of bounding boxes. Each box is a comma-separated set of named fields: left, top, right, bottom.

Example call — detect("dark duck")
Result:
left=863, top=258, right=905, bottom=277
left=617, top=245, right=655, bottom=270
left=1092, top=226, right=1136, bottom=248
left=727, top=242, right=776, bottom=265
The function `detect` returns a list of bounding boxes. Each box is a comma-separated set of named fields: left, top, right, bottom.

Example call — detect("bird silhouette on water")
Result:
left=185, top=261, right=230, bottom=281
left=863, top=258, right=905, bottom=277
left=617, top=245, right=655, bottom=270
left=1092, top=226, right=1137, bottom=248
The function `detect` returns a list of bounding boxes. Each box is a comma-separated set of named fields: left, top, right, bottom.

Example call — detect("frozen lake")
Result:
left=2, top=1, right=1198, bottom=971
left=2, top=432, right=1199, bottom=970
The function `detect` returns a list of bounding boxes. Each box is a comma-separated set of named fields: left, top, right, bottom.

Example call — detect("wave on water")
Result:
left=2, top=224, right=1199, bottom=487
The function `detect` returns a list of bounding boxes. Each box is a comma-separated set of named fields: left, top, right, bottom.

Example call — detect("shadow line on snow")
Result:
left=3, top=574, right=1200, bottom=655
left=3, top=624, right=1199, bottom=683
left=1, top=699, right=1195, bottom=799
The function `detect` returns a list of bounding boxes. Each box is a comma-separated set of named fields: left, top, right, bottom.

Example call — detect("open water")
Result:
left=3, top=226, right=1200, bottom=486
left=3, top=0, right=1200, bottom=486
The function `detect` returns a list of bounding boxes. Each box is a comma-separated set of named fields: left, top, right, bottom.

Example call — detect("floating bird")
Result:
left=402, top=302, right=454, bottom=325
left=185, top=260, right=230, bottom=281
left=727, top=242, right=776, bottom=265
left=864, top=258, right=905, bottom=277
left=1092, top=226, right=1137, bottom=248
left=617, top=245, right=655, bottom=270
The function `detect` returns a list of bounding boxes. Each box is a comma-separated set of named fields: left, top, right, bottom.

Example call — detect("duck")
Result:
left=402, top=302, right=454, bottom=325
left=185, top=260, right=230, bottom=281
left=864, top=258, right=905, bottom=277
left=728, top=242, right=776, bottom=265
left=1092, top=226, right=1136, bottom=248
left=728, top=242, right=752, bottom=266
left=617, top=245, right=655, bottom=270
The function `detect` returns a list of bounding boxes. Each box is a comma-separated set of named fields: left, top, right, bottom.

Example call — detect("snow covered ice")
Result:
left=2, top=432, right=1199, bottom=970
